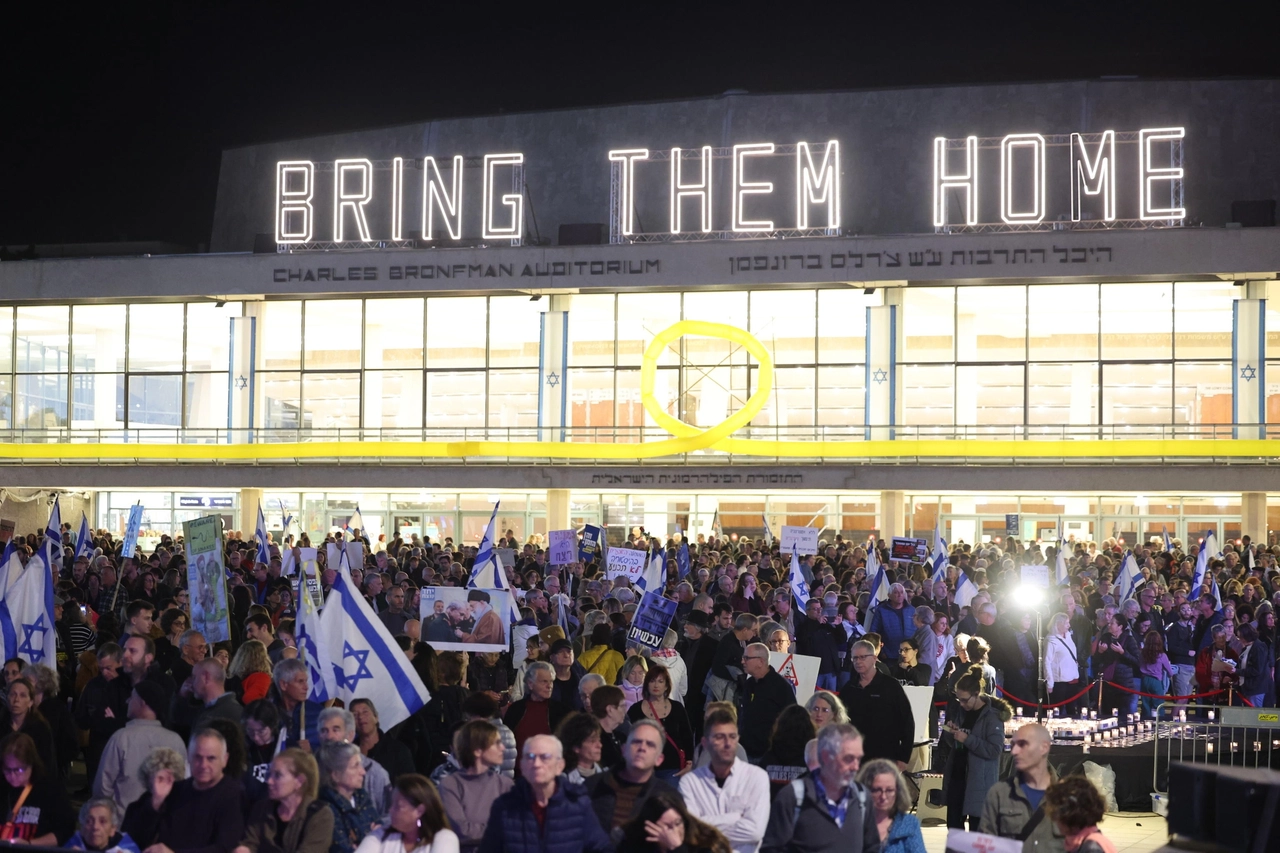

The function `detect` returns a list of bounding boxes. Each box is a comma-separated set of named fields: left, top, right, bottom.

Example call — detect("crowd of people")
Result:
left=2, top=516, right=1266, bottom=853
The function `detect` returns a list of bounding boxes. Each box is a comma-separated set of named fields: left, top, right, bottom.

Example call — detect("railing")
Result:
left=1152, top=703, right=1280, bottom=793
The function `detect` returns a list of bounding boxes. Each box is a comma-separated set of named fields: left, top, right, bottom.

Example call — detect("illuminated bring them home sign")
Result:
left=273, top=126, right=1184, bottom=246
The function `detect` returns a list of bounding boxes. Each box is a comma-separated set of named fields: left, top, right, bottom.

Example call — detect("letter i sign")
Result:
left=777, top=654, right=799, bottom=688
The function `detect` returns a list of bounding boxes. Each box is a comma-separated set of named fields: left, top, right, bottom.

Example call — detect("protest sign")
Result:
left=606, top=547, right=647, bottom=581
left=627, top=593, right=679, bottom=650
left=419, top=587, right=512, bottom=653
left=297, top=547, right=324, bottom=610
left=781, top=525, right=819, bottom=555
left=579, top=524, right=604, bottom=562
left=1020, top=565, right=1050, bottom=588
left=768, top=651, right=820, bottom=705
left=548, top=529, right=577, bottom=565
left=184, top=515, right=230, bottom=643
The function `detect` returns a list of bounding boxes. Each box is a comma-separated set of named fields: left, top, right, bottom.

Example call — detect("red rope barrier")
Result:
left=1101, top=681, right=1226, bottom=702
left=992, top=681, right=1227, bottom=709
left=995, top=681, right=1096, bottom=709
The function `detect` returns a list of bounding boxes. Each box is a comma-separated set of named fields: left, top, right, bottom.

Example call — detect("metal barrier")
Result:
left=1153, top=703, right=1280, bottom=792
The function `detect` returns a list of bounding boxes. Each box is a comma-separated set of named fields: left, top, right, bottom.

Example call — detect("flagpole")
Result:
left=109, top=502, right=140, bottom=615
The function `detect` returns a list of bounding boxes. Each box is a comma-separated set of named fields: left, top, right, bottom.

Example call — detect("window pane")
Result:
left=1103, top=363, right=1172, bottom=425
left=260, top=372, right=301, bottom=430
left=683, top=365, right=748, bottom=428
left=127, top=374, right=182, bottom=427
left=70, top=305, right=126, bottom=373
left=567, top=368, right=615, bottom=440
left=304, top=300, right=362, bottom=370
left=0, top=307, right=13, bottom=373
left=903, top=365, right=954, bottom=426
left=903, top=287, right=954, bottom=362
left=426, top=297, right=486, bottom=369
left=16, top=306, right=69, bottom=373
left=364, top=369, right=423, bottom=430
left=752, top=366, right=814, bottom=428
left=639, top=367, right=678, bottom=442
left=1174, top=362, right=1231, bottom=426
left=365, top=298, right=423, bottom=369
left=0, top=375, right=9, bottom=428
left=957, top=286, right=1025, bottom=361
left=817, top=290, right=868, bottom=364
left=186, top=373, right=229, bottom=429
left=261, top=302, right=302, bottom=370
left=488, top=297, right=542, bottom=368
left=488, top=369, right=538, bottom=428
left=955, top=365, right=1023, bottom=426
left=71, top=374, right=124, bottom=428
left=566, top=295, right=615, bottom=367
left=683, top=292, right=748, bottom=365
left=128, top=304, right=184, bottom=371
left=1174, top=282, right=1234, bottom=360
left=618, top=293, right=680, bottom=367
left=16, top=374, right=67, bottom=428
left=426, top=372, right=484, bottom=430
left=1029, top=284, right=1098, bottom=360
left=750, top=291, right=815, bottom=365
left=186, top=302, right=240, bottom=371
left=816, top=367, right=864, bottom=428
left=1102, top=283, right=1171, bottom=360
left=1028, top=363, right=1098, bottom=425
left=302, top=372, right=361, bottom=428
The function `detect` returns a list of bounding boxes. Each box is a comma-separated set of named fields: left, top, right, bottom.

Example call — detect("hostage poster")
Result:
left=184, top=514, right=230, bottom=643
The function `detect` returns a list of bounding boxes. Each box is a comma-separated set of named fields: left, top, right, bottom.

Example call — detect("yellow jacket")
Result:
left=579, top=643, right=625, bottom=684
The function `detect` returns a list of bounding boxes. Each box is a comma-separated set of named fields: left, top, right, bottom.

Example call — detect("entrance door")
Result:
left=392, top=515, right=424, bottom=542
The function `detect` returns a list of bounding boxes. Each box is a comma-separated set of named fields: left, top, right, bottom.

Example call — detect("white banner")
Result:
left=548, top=529, right=576, bottom=565
left=228, top=316, right=256, bottom=440
left=769, top=651, right=819, bottom=705
left=1233, top=298, right=1266, bottom=439
left=904, top=685, right=934, bottom=744
left=781, top=525, right=819, bottom=555
left=539, top=310, right=568, bottom=441
left=865, top=304, right=898, bottom=440
left=606, top=547, right=647, bottom=581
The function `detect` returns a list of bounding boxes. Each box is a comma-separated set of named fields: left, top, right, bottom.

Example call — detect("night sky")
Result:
left=2, top=3, right=1275, bottom=251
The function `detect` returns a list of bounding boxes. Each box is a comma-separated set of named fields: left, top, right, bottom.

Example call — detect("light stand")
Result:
left=1012, top=583, right=1047, bottom=721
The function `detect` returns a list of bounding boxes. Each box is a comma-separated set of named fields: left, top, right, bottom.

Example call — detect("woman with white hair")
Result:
left=67, top=799, right=139, bottom=853
left=648, top=629, right=688, bottom=704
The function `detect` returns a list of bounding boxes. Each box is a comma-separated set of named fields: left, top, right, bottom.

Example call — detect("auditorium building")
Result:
left=2, top=79, right=1280, bottom=552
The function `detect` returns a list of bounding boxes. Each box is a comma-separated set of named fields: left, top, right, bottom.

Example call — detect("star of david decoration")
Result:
left=235, top=375, right=249, bottom=389
left=545, top=372, right=560, bottom=388
left=333, top=641, right=374, bottom=691
left=1240, top=364, right=1257, bottom=382
left=872, top=369, right=888, bottom=384
left=794, top=580, right=809, bottom=600
left=18, top=614, right=46, bottom=663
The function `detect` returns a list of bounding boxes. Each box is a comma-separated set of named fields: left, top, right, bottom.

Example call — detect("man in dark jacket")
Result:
left=479, top=733, right=609, bottom=853
left=680, top=611, right=718, bottom=737
left=761, top=722, right=880, bottom=853
left=737, top=643, right=797, bottom=762
left=585, top=720, right=683, bottom=832
left=838, top=640, right=915, bottom=769
left=74, top=643, right=123, bottom=791
left=796, top=599, right=842, bottom=691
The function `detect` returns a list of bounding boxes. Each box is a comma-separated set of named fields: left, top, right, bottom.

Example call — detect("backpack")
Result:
left=791, top=776, right=869, bottom=829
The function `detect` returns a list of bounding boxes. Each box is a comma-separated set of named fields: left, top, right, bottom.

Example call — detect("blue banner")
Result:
left=580, top=524, right=604, bottom=563
left=120, top=504, right=145, bottom=563
left=627, top=592, right=679, bottom=651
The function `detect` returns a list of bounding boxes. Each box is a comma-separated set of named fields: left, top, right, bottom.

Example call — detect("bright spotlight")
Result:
left=1013, top=583, right=1044, bottom=608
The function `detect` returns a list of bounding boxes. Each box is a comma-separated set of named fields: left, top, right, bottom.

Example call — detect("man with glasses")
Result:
left=838, top=639, right=914, bottom=771
left=482, top=734, right=609, bottom=852
left=679, top=708, right=770, bottom=853
left=738, top=642, right=797, bottom=763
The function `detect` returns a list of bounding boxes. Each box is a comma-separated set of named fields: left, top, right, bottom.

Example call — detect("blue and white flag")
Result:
left=761, top=514, right=773, bottom=547
left=280, top=500, right=296, bottom=543
left=35, top=498, right=62, bottom=579
left=789, top=545, right=811, bottom=610
left=637, top=546, right=666, bottom=595
left=255, top=502, right=270, bottom=567
left=345, top=504, right=364, bottom=534
left=862, top=548, right=889, bottom=631
left=675, top=528, right=690, bottom=580
left=0, top=542, right=21, bottom=661
left=929, top=523, right=948, bottom=585
left=1209, top=574, right=1223, bottom=612
left=119, top=503, right=144, bottom=566
left=1055, top=543, right=1069, bottom=587
left=1233, top=298, right=1266, bottom=439
left=317, top=560, right=431, bottom=729
left=1162, top=526, right=1173, bottom=554
left=75, top=514, right=93, bottom=560
left=1117, top=553, right=1142, bottom=600
left=954, top=570, right=978, bottom=609
left=467, top=502, right=501, bottom=588
left=294, top=563, right=335, bottom=704
left=7, top=540, right=57, bottom=666
left=1189, top=530, right=1216, bottom=600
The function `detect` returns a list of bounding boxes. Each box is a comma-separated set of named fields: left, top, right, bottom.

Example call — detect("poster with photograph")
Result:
left=419, top=586, right=512, bottom=652
left=183, top=514, right=230, bottom=643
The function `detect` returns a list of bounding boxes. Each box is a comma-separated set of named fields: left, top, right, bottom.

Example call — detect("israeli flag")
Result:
left=35, top=498, right=61, bottom=579
left=255, top=502, right=270, bottom=567
left=1209, top=574, right=1223, bottom=612
left=294, top=565, right=334, bottom=704
left=466, top=544, right=519, bottom=626
left=280, top=500, right=296, bottom=543
left=1117, top=553, right=1142, bottom=600
left=675, top=529, right=690, bottom=580
left=862, top=548, right=889, bottom=631
left=6, top=541, right=57, bottom=666
left=929, top=523, right=948, bottom=585
left=74, top=514, right=93, bottom=560
left=637, top=546, right=666, bottom=595
left=466, top=502, right=501, bottom=588
left=1055, top=544, right=1069, bottom=587
left=789, top=545, right=810, bottom=610
left=762, top=514, right=773, bottom=547
left=346, top=504, right=364, bottom=534
left=1245, top=545, right=1255, bottom=573
left=0, top=543, right=21, bottom=660
left=1189, top=530, right=1216, bottom=600
left=1162, top=526, right=1173, bottom=554
left=954, top=570, right=978, bottom=609
left=317, top=560, right=431, bottom=729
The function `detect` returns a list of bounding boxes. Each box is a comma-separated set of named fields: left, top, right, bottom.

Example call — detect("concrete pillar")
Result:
left=879, top=490, right=905, bottom=539
left=240, top=488, right=264, bottom=540
left=1242, top=491, right=1267, bottom=544
left=547, top=489, right=571, bottom=532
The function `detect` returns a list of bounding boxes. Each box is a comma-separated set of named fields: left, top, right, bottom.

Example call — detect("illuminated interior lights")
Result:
left=670, top=146, right=713, bottom=234
left=608, top=149, right=649, bottom=236
left=730, top=143, right=775, bottom=231
left=796, top=141, right=840, bottom=229
left=390, top=157, right=405, bottom=241
left=482, top=153, right=524, bottom=240
left=1070, top=131, right=1116, bottom=222
left=999, top=134, right=1046, bottom=224
left=1138, top=127, right=1186, bottom=220
left=933, top=136, right=978, bottom=226
left=333, top=159, right=374, bottom=242
left=275, top=161, right=315, bottom=244
left=422, top=155, right=464, bottom=241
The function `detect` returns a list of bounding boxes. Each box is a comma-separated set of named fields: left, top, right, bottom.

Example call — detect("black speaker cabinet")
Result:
left=1166, top=761, right=1218, bottom=842
left=1214, top=766, right=1280, bottom=852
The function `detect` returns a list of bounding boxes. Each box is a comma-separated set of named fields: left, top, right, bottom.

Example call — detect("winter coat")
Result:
left=578, top=645, right=624, bottom=686
left=478, top=775, right=610, bottom=853
left=941, top=694, right=1013, bottom=817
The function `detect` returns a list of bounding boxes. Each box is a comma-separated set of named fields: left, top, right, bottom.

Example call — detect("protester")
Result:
left=979, top=722, right=1061, bottom=851
left=120, top=747, right=186, bottom=849
left=1042, top=776, right=1116, bottom=853
left=228, top=641, right=274, bottom=704
left=677, top=707, right=768, bottom=853
left=93, top=682, right=187, bottom=811
left=317, top=742, right=380, bottom=853
left=584, top=719, right=684, bottom=833
left=626, top=663, right=694, bottom=779
left=317, top=708, right=390, bottom=812
left=436, top=721, right=512, bottom=853
left=353, top=775, right=457, bottom=853
left=760, top=705, right=815, bottom=789
left=150, top=729, right=246, bottom=853
left=235, top=749, right=333, bottom=853
left=1138, top=630, right=1175, bottom=718
left=173, top=660, right=243, bottom=736
left=588, top=685, right=629, bottom=771
left=579, top=625, right=623, bottom=685
left=941, top=665, right=1011, bottom=831
left=892, top=639, right=930, bottom=687
left=1044, top=612, right=1083, bottom=715
left=67, top=799, right=141, bottom=853
left=736, top=644, right=796, bottom=763
left=856, top=758, right=926, bottom=853
left=838, top=640, right=914, bottom=769
left=1091, top=614, right=1141, bottom=719
left=618, top=790, right=732, bottom=853
left=804, top=691, right=848, bottom=730
left=555, top=712, right=604, bottom=784
left=6, top=676, right=56, bottom=773
left=0, top=732, right=75, bottom=844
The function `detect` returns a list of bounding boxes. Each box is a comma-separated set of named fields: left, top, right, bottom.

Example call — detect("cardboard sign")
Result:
left=184, top=515, right=230, bottom=643
left=495, top=548, right=516, bottom=571
left=579, top=524, right=604, bottom=562
left=297, top=547, right=324, bottom=611
left=606, top=547, right=647, bottom=581
left=944, top=831, right=1022, bottom=853
left=890, top=536, right=928, bottom=563
left=781, top=525, right=819, bottom=555
left=1006, top=513, right=1020, bottom=536
left=327, top=541, right=365, bottom=572
left=548, top=529, right=577, bottom=565
left=768, top=651, right=819, bottom=705
left=419, top=586, right=513, bottom=652
left=1020, top=564, right=1050, bottom=588
left=627, top=592, right=679, bottom=650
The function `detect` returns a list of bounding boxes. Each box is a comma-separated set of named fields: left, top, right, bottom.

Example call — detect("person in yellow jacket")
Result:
left=578, top=624, right=624, bottom=684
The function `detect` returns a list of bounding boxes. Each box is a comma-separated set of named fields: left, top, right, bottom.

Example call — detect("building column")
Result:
left=240, top=488, right=264, bottom=540
left=539, top=295, right=571, bottom=442
left=879, top=490, right=906, bottom=539
left=865, top=287, right=903, bottom=440
left=1242, top=491, right=1267, bottom=544
left=547, top=489, right=571, bottom=532
left=1233, top=288, right=1266, bottom=439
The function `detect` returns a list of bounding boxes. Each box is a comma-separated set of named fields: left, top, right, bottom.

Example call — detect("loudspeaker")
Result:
left=1230, top=200, right=1276, bottom=228
left=557, top=223, right=605, bottom=245
left=1214, top=766, right=1280, bottom=852
left=1166, top=761, right=1218, bottom=842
